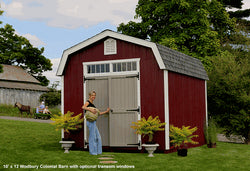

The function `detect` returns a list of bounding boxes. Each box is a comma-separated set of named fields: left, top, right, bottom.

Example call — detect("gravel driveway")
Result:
left=0, top=116, right=53, bottom=123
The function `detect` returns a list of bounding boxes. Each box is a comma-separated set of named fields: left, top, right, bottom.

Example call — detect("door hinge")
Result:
left=84, top=140, right=89, bottom=146
left=126, top=106, right=140, bottom=113
left=126, top=73, right=139, bottom=80
left=84, top=77, right=95, bottom=82
left=127, top=140, right=141, bottom=146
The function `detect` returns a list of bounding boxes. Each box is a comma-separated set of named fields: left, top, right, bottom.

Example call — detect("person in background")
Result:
left=43, top=106, right=52, bottom=114
left=36, top=101, right=45, bottom=113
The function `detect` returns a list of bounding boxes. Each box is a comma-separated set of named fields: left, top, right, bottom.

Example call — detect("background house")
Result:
left=0, top=64, right=48, bottom=108
left=56, top=30, right=209, bottom=152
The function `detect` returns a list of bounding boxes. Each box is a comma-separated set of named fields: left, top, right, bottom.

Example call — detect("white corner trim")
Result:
left=205, top=81, right=208, bottom=126
left=83, top=64, right=87, bottom=148
left=56, top=30, right=166, bottom=76
left=164, top=70, right=170, bottom=150
left=61, top=76, right=64, bottom=139
left=151, top=44, right=166, bottom=69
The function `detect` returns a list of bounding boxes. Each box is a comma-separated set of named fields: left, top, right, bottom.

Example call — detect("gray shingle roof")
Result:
left=156, top=44, right=209, bottom=80
left=0, top=81, right=49, bottom=91
left=0, top=64, right=48, bottom=91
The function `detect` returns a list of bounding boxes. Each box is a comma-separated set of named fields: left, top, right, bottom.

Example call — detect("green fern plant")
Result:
left=131, top=116, right=166, bottom=143
left=170, top=125, right=199, bottom=149
left=50, top=111, right=84, bottom=133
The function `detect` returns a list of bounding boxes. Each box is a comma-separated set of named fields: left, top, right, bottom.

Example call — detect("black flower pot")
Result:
left=177, top=149, right=187, bottom=157
left=207, top=143, right=216, bottom=148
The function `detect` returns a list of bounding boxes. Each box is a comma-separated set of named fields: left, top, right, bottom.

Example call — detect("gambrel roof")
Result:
left=57, top=30, right=208, bottom=80
left=0, top=64, right=48, bottom=91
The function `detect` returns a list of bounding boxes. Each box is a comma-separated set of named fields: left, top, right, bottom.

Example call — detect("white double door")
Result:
left=85, top=75, right=140, bottom=147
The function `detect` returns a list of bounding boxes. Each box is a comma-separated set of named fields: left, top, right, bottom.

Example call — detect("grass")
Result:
left=0, top=119, right=249, bottom=171
left=0, top=104, right=61, bottom=117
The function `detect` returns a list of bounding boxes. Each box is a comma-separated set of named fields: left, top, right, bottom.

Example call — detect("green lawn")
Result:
left=0, top=104, right=61, bottom=118
left=0, top=119, right=249, bottom=171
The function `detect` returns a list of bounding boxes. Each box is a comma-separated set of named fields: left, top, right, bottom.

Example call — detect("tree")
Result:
left=117, top=0, right=235, bottom=65
left=207, top=51, right=250, bottom=144
left=0, top=63, right=2, bottom=73
left=40, top=81, right=61, bottom=106
left=0, top=9, right=52, bottom=85
left=219, top=0, right=250, bottom=51
left=117, top=0, right=250, bottom=144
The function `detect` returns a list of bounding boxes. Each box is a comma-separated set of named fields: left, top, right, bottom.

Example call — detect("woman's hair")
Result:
left=89, top=90, right=96, bottom=97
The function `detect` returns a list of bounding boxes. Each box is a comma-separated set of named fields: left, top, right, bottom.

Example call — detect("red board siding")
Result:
left=63, top=39, right=165, bottom=149
left=168, top=72, right=206, bottom=147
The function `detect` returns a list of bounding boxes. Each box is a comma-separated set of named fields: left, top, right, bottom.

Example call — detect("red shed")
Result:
left=56, top=30, right=209, bottom=152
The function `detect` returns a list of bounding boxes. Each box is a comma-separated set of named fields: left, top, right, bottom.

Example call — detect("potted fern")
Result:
left=50, top=111, right=84, bottom=153
left=169, top=125, right=199, bottom=156
left=131, top=116, right=166, bottom=157
left=204, top=118, right=217, bottom=148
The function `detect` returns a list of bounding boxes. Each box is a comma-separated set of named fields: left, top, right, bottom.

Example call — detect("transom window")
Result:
left=113, top=61, right=137, bottom=72
left=87, top=64, right=110, bottom=74
left=83, top=59, right=140, bottom=77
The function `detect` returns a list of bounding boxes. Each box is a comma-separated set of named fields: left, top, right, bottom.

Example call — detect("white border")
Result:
left=164, top=70, right=170, bottom=150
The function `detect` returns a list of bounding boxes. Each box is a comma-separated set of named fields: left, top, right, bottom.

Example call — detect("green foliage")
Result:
left=0, top=23, right=52, bottom=86
left=0, top=104, right=20, bottom=116
left=0, top=64, right=2, bottom=73
left=131, top=116, right=166, bottom=142
left=204, top=118, right=218, bottom=144
left=170, top=125, right=199, bottom=149
left=40, top=81, right=61, bottom=106
left=49, top=107, right=61, bottom=116
left=50, top=111, right=83, bottom=133
left=40, top=90, right=61, bottom=107
left=207, top=51, right=250, bottom=144
left=117, top=0, right=235, bottom=66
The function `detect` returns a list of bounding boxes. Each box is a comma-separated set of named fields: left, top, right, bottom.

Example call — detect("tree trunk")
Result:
left=246, top=131, right=250, bottom=145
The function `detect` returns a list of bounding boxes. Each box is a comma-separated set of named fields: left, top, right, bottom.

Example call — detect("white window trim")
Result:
left=83, top=58, right=140, bottom=78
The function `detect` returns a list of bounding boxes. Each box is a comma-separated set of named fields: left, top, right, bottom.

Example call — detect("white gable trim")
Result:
left=56, top=30, right=166, bottom=76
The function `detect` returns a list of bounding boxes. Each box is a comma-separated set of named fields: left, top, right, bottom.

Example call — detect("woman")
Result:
left=82, top=90, right=110, bottom=155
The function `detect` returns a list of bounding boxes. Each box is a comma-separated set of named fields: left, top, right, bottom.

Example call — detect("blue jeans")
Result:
left=86, top=120, right=102, bottom=155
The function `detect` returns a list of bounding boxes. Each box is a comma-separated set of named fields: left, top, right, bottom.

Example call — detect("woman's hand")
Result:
left=106, top=108, right=110, bottom=113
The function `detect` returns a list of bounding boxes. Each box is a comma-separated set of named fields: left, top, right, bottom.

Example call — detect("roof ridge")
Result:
left=0, top=64, right=41, bottom=84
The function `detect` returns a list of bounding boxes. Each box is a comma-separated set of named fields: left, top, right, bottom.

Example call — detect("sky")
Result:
left=0, top=0, right=249, bottom=88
